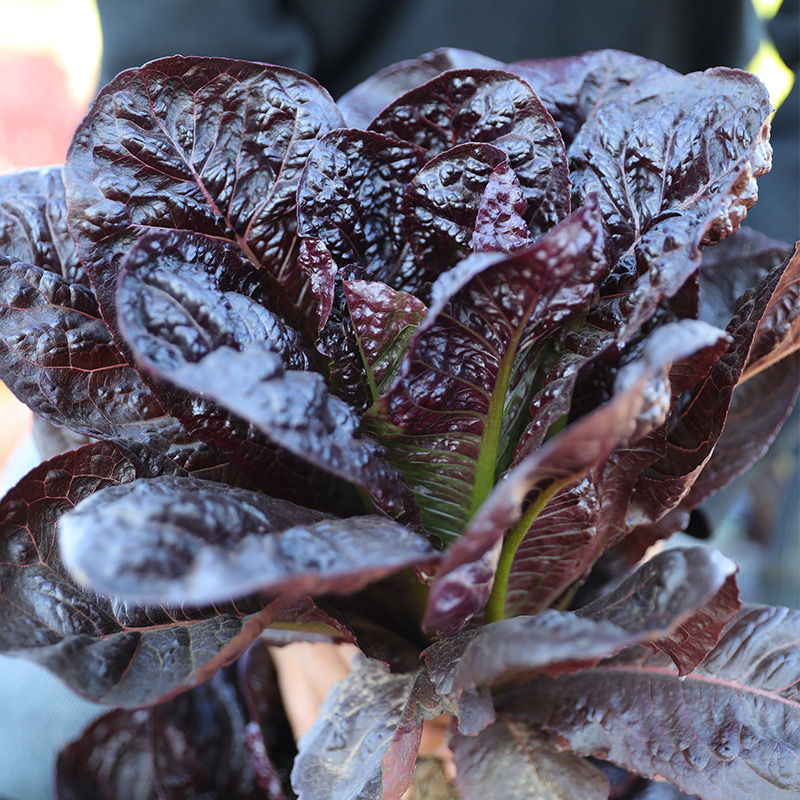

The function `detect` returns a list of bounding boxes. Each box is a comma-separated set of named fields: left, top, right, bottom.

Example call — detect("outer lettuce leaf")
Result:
left=65, top=56, right=344, bottom=326
left=369, top=68, right=570, bottom=237
left=0, top=166, right=87, bottom=285
left=506, top=50, right=675, bottom=146
left=0, top=440, right=308, bottom=706
left=451, top=718, right=609, bottom=800
left=0, top=254, right=176, bottom=444
left=59, top=475, right=436, bottom=605
left=370, top=202, right=606, bottom=543
left=338, top=48, right=503, bottom=128
left=514, top=67, right=773, bottom=460
left=502, top=605, right=800, bottom=800
left=54, top=640, right=296, bottom=800
left=424, top=319, right=727, bottom=633
left=291, top=659, right=443, bottom=800
left=449, top=547, right=738, bottom=693
left=574, top=547, right=740, bottom=675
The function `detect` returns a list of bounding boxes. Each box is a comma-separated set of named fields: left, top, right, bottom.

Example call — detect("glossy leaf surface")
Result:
left=503, top=605, right=800, bottom=800
left=65, top=56, right=345, bottom=320
left=0, top=441, right=285, bottom=706
left=59, top=475, right=436, bottom=605
left=373, top=202, right=605, bottom=543
left=369, top=68, right=570, bottom=237
left=338, top=47, right=503, bottom=128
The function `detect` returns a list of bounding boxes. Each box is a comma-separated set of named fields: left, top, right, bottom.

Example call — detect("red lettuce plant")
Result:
left=0, top=48, right=798, bottom=799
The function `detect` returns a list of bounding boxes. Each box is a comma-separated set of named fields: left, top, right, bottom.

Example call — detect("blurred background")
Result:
left=0, top=1, right=796, bottom=797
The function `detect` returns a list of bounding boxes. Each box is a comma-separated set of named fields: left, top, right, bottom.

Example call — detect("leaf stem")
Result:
left=485, top=479, right=564, bottom=623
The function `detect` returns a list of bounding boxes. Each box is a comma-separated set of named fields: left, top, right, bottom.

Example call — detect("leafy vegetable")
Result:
left=0, top=47, right=796, bottom=799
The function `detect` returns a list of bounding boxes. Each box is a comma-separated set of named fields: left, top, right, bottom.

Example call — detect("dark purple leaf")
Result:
left=338, top=48, right=503, bottom=128
left=116, top=230, right=418, bottom=521
left=116, top=229, right=313, bottom=372
left=452, top=611, right=636, bottom=693
left=471, top=156, right=531, bottom=253
left=59, top=474, right=436, bottom=605
left=371, top=202, right=605, bottom=543
left=0, top=441, right=289, bottom=706
left=422, top=629, right=496, bottom=736
left=697, top=227, right=791, bottom=331
left=451, top=716, right=609, bottom=800
left=506, top=50, right=674, bottom=146
left=402, top=143, right=528, bottom=274
left=742, top=242, right=800, bottom=380
left=576, top=547, right=741, bottom=675
left=369, top=69, right=570, bottom=237
left=513, top=67, right=773, bottom=460
left=133, top=343, right=419, bottom=524
left=0, top=166, right=87, bottom=285
left=291, top=659, right=444, bottom=800
left=298, top=236, right=338, bottom=331
left=343, top=278, right=427, bottom=398
left=627, top=243, right=800, bottom=533
left=502, top=604, right=800, bottom=800
left=64, top=56, right=344, bottom=322
left=0, top=253, right=191, bottom=453
left=424, top=319, right=727, bottom=633
left=296, top=129, right=428, bottom=291
left=55, top=640, right=294, bottom=800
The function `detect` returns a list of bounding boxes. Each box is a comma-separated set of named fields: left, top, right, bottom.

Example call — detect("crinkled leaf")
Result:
left=65, top=56, right=344, bottom=322
left=575, top=547, right=741, bottom=675
left=298, top=236, right=338, bottom=331
left=451, top=717, right=609, bottom=800
left=371, top=202, right=606, bottom=543
left=59, top=474, right=436, bottom=605
left=0, top=166, right=87, bottom=285
left=514, top=67, right=773, bottom=460
left=344, top=278, right=427, bottom=398
left=291, top=659, right=443, bottom=800
left=424, top=319, right=727, bottom=633
left=0, top=253, right=191, bottom=453
left=117, top=229, right=312, bottom=371
left=471, top=156, right=531, bottom=253
left=296, top=129, right=428, bottom=291
left=402, top=143, right=529, bottom=275
left=502, top=604, right=800, bottom=800
left=369, top=68, right=570, bottom=237
left=134, top=342, right=420, bottom=524
left=338, top=48, right=502, bottom=128
left=0, top=440, right=290, bottom=706
left=117, top=230, right=417, bottom=521
left=742, top=242, right=800, bottom=381
left=506, top=50, right=675, bottom=147
left=54, top=640, right=295, bottom=800
left=627, top=243, right=799, bottom=532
